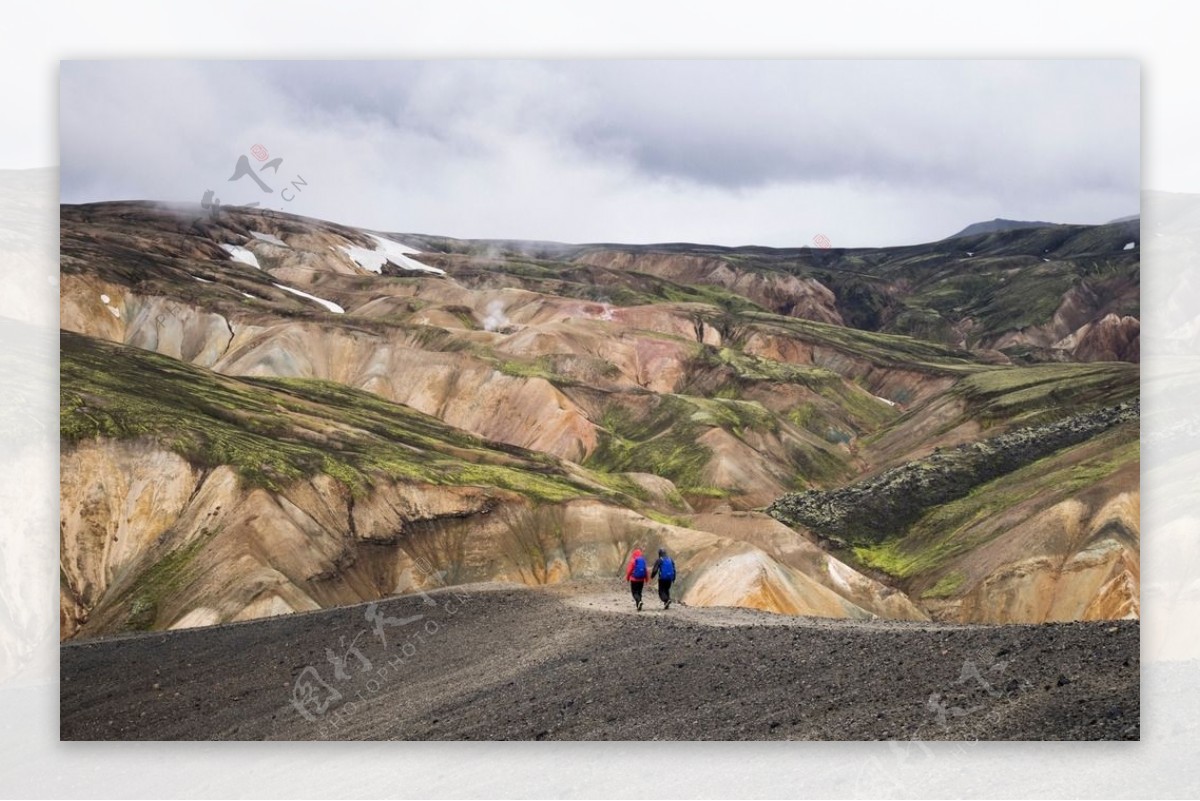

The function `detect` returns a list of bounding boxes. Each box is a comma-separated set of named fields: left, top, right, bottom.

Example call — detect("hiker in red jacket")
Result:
left=625, top=548, right=649, bottom=611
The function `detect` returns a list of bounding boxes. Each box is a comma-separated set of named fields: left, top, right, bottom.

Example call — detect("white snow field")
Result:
left=220, top=244, right=261, bottom=269
left=340, top=233, right=445, bottom=275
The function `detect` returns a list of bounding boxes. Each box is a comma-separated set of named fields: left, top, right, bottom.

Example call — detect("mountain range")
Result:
left=58, top=201, right=1140, bottom=641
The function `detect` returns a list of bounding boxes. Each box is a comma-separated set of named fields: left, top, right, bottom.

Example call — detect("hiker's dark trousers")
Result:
left=630, top=580, right=644, bottom=605
left=658, top=579, right=673, bottom=604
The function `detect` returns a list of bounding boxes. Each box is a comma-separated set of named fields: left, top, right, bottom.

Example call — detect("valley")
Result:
left=59, top=201, right=1140, bottom=642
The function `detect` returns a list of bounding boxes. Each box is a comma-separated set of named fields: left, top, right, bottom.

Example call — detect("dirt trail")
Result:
left=60, top=582, right=1138, bottom=741
left=560, top=583, right=951, bottom=631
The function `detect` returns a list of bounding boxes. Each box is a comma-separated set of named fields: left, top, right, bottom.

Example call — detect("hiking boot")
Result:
left=636, top=600, right=643, bottom=611
left=664, top=599, right=671, bottom=610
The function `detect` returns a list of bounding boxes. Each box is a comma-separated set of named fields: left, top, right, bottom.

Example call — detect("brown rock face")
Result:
left=934, top=490, right=1140, bottom=623
left=687, top=508, right=927, bottom=620
left=991, top=284, right=1141, bottom=363
left=1070, top=314, right=1141, bottom=362
left=574, top=249, right=844, bottom=324
left=60, top=441, right=203, bottom=638
left=59, top=441, right=924, bottom=639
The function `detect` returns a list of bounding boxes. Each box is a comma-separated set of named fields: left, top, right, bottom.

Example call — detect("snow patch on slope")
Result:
left=340, top=233, right=445, bottom=275
left=220, top=244, right=261, bottom=269
left=339, top=244, right=386, bottom=272
left=251, top=231, right=287, bottom=247
left=272, top=283, right=345, bottom=314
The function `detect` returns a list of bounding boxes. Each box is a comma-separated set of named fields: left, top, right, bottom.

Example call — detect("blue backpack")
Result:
left=632, top=555, right=647, bottom=579
left=659, top=556, right=676, bottom=581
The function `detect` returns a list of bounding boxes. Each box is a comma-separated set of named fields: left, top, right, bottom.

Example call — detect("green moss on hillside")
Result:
left=124, top=527, right=218, bottom=630
left=586, top=397, right=715, bottom=492
left=495, top=356, right=579, bottom=386
left=687, top=396, right=779, bottom=436
left=954, top=362, right=1140, bottom=425
left=852, top=424, right=1139, bottom=582
left=920, top=571, right=965, bottom=599
left=743, top=312, right=984, bottom=375
left=61, top=331, right=597, bottom=503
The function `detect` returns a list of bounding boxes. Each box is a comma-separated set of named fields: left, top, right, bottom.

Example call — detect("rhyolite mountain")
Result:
left=59, top=201, right=1139, bottom=639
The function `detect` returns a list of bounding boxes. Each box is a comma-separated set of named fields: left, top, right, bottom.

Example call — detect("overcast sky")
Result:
left=59, top=60, right=1139, bottom=247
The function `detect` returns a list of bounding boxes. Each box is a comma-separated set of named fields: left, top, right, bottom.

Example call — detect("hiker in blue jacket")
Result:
left=651, top=548, right=677, bottom=609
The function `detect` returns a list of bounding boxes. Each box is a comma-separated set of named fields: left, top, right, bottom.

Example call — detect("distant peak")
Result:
left=945, top=218, right=1062, bottom=240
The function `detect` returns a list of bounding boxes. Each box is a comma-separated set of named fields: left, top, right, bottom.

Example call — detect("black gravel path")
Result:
left=60, top=582, right=1139, bottom=741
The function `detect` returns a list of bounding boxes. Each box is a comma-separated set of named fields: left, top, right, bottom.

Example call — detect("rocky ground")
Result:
left=60, top=581, right=1139, bottom=741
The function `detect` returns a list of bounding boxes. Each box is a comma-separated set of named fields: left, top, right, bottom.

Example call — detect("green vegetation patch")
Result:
left=964, top=268, right=1077, bottom=343
left=682, top=345, right=897, bottom=437
left=852, top=424, right=1139, bottom=581
left=643, top=510, right=694, bottom=528
left=920, top=571, right=966, bottom=599
left=497, top=355, right=573, bottom=385
left=585, top=397, right=716, bottom=491
left=954, top=362, right=1139, bottom=425
left=124, top=527, right=218, bottom=630
left=743, top=311, right=984, bottom=375
left=687, top=395, right=779, bottom=436
left=61, top=332, right=596, bottom=503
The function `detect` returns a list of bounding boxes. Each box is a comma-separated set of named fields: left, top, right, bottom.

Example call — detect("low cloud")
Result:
left=59, top=60, right=1140, bottom=247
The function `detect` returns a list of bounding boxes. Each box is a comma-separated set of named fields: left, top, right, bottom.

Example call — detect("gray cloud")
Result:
left=59, top=60, right=1139, bottom=247
left=576, top=61, right=1140, bottom=194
